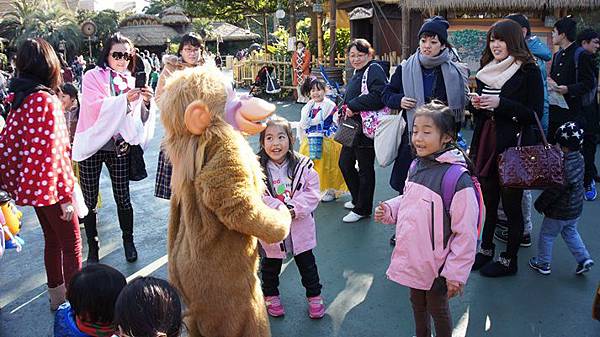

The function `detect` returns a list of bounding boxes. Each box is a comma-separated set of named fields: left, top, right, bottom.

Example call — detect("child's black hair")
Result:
left=301, top=77, right=327, bottom=98
left=258, top=116, right=300, bottom=195
left=67, top=264, right=127, bottom=324
left=114, top=276, right=182, bottom=337
left=413, top=100, right=475, bottom=172
left=60, top=82, right=79, bottom=107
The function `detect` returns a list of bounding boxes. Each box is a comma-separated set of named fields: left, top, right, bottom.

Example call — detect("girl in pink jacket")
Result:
left=375, top=101, right=479, bottom=337
left=257, top=116, right=325, bottom=320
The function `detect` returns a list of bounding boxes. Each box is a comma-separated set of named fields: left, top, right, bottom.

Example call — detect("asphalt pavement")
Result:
left=1, top=98, right=600, bottom=337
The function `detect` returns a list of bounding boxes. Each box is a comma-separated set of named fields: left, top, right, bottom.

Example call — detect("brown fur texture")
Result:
left=158, top=66, right=291, bottom=337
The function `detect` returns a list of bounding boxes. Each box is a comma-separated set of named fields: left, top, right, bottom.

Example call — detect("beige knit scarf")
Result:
left=476, top=56, right=522, bottom=89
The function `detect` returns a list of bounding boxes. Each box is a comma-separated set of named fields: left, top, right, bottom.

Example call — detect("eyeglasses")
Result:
left=182, top=47, right=200, bottom=53
left=111, top=51, right=132, bottom=61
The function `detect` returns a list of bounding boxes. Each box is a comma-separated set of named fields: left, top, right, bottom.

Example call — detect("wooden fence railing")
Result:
left=232, top=52, right=404, bottom=89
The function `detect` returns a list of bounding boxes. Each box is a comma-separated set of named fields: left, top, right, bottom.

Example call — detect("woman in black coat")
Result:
left=339, top=39, right=387, bottom=223
left=469, top=19, right=544, bottom=277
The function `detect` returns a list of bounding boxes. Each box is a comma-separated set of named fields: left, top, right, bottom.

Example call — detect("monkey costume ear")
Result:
left=184, top=100, right=211, bottom=135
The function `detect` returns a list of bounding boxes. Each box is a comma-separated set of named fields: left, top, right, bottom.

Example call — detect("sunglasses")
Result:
left=111, top=51, right=132, bottom=61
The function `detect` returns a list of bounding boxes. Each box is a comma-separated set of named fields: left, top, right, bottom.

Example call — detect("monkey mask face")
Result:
left=185, top=81, right=275, bottom=136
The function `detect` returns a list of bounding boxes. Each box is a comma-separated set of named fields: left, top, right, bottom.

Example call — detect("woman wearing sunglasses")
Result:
left=72, top=32, right=155, bottom=264
left=154, top=32, right=205, bottom=200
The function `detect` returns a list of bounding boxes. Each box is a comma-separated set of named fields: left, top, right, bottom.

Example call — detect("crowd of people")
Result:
left=0, top=12, right=599, bottom=337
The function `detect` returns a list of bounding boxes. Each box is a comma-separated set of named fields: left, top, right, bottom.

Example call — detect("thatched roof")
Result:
left=402, top=0, right=600, bottom=10
left=160, top=5, right=190, bottom=25
left=120, top=14, right=162, bottom=28
left=118, top=25, right=179, bottom=47
left=205, top=22, right=260, bottom=42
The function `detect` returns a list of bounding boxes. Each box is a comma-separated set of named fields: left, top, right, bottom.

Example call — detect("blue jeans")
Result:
left=537, top=217, right=591, bottom=265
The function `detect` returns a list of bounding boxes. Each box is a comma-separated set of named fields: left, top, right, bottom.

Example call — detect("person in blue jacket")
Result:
left=506, top=14, right=552, bottom=133
left=54, top=264, right=126, bottom=337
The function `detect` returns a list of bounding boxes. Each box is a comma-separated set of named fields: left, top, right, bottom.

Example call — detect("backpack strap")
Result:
left=441, top=164, right=468, bottom=215
left=361, top=62, right=386, bottom=96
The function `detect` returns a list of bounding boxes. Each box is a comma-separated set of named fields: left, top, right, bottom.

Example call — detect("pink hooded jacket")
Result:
left=381, top=149, right=479, bottom=290
left=259, top=155, right=321, bottom=259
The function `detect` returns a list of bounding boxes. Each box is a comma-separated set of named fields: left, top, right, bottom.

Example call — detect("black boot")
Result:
left=82, top=212, right=99, bottom=264
left=480, top=252, right=518, bottom=277
left=118, top=209, right=137, bottom=263
left=472, top=245, right=494, bottom=271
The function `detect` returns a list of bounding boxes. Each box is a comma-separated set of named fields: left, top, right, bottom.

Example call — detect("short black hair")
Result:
left=177, top=32, right=204, bottom=57
left=505, top=13, right=531, bottom=37
left=114, top=277, right=182, bottom=337
left=67, top=264, right=127, bottom=324
left=554, top=16, right=577, bottom=42
left=301, top=77, right=327, bottom=97
left=577, top=28, right=600, bottom=45
left=296, top=40, right=306, bottom=48
left=97, top=32, right=136, bottom=73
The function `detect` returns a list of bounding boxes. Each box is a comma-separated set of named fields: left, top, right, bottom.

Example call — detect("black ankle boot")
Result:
left=123, top=240, right=138, bottom=263
left=87, top=239, right=99, bottom=264
left=82, top=212, right=99, bottom=264
left=472, top=246, right=494, bottom=271
left=480, top=252, right=518, bottom=277
left=118, top=209, right=137, bottom=262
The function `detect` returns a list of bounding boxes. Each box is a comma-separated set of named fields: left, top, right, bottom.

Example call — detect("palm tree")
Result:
left=0, top=0, right=81, bottom=58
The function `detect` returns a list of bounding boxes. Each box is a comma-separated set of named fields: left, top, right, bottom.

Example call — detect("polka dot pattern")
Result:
left=0, top=92, right=75, bottom=206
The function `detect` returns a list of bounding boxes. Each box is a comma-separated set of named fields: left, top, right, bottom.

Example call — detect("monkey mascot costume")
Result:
left=158, top=66, right=291, bottom=337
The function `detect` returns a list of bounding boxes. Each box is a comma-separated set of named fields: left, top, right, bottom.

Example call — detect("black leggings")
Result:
left=261, top=250, right=322, bottom=298
left=479, top=175, right=524, bottom=258
left=338, top=145, right=376, bottom=216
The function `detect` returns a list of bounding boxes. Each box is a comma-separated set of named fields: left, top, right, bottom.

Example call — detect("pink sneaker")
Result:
left=264, top=295, right=285, bottom=317
left=307, top=296, right=325, bottom=319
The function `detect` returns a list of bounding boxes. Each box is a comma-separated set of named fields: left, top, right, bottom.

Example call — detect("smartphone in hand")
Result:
left=135, top=71, right=146, bottom=88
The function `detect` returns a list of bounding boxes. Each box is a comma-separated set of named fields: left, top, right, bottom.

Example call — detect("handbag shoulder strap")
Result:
left=361, top=62, right=385, bottom=96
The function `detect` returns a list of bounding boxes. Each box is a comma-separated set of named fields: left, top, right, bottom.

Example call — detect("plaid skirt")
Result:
left=154, top=149, right=172, bottom=199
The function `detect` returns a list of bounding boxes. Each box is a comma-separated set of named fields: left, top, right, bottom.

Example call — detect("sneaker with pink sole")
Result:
left=264, top=295, right=285, bottom=317
left=307, top=296, right=325, bottom=319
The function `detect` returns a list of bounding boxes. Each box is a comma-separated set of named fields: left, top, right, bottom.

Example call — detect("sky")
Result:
left=91, top=0, right=150, bottom=12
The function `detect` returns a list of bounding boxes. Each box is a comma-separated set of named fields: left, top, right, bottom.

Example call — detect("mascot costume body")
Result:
left=158, top=66, right=291, bottom=337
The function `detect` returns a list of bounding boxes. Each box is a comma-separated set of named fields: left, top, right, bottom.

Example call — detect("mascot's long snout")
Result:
left=225, top=84, right=275, bottom=135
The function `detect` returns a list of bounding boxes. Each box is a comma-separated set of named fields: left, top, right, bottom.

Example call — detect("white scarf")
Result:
left=476, top=56, right=522, bottom=90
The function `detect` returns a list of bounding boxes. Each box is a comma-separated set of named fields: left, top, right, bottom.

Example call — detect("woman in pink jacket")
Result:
left=257, top=116, right=325, bottom=320
left=375, top=101, right=479, bottom=337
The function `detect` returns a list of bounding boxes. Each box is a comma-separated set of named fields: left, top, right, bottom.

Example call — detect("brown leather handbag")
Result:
left=497, top=111, right=564, bottom=189
left=334, top=106, right=360, bottom=148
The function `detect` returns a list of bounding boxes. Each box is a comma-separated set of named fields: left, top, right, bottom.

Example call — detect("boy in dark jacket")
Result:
left=529, top=122, right=594, bottom=275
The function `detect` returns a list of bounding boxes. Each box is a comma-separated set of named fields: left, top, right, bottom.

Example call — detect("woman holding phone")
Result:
left=72, top=33, right=154, bottom=264
left=154, top=33, right=205, bottom=200
left=469, top=19, right=543, bottom=277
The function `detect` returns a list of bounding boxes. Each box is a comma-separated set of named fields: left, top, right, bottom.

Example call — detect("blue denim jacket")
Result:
left=527, top=36, right=552, bottom=134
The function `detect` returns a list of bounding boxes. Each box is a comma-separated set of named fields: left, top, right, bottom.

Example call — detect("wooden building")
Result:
left=334, top=0, right=600, bottom=66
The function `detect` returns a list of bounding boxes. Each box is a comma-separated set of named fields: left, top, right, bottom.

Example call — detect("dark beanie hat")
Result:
left=555, top=16, right=577, bottom=36
left=418, top=16, right=450, bottom=44
left=506, top=14, right=531, bottom=36
left=555, top=121, right=584, bottom=151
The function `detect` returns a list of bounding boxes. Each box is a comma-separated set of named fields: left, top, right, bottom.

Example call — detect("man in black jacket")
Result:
left=576, top=29, right=600, bottom=200
left=548, top=17, right=596, bottom=145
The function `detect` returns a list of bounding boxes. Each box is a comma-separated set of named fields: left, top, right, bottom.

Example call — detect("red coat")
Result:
left=0, top=91, right=76, bottom=206
left=291, top=49, right=311, bottom=86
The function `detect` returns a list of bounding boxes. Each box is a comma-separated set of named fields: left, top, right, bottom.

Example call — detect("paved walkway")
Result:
left=1, top=99, right=599, bottom=337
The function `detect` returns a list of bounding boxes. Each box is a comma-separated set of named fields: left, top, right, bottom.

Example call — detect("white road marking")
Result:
left=325, top=270, right=374, bottom=337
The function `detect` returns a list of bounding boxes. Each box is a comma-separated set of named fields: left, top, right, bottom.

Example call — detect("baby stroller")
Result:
left=249, top=65, right=280, bottom=98
left=318, top=65, right=344, bottom=106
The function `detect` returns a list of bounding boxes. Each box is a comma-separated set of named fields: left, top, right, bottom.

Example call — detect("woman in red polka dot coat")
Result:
left=0, top=38, right=85, bottom=310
